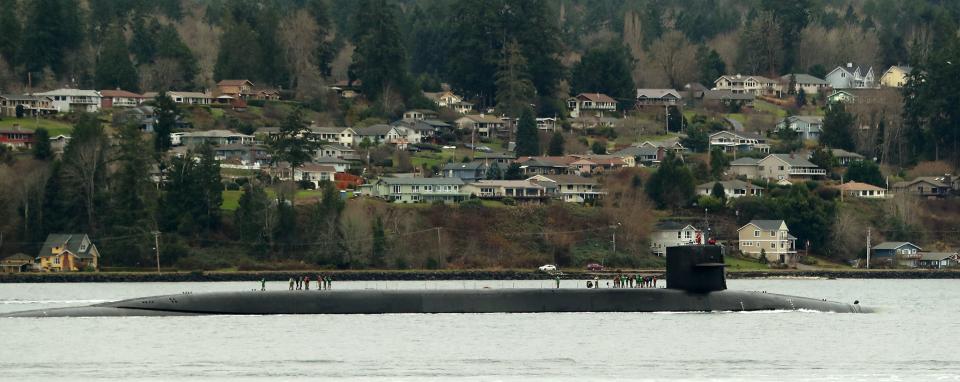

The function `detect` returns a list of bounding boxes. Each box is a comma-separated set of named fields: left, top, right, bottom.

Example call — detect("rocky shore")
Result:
left=1, top=269, right=959, bottom=283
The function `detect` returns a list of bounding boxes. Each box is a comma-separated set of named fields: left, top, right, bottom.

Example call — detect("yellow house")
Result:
left=38, top=234, right=100, bottom=272
left=737, top=220, right=797, bottom=263
left=879, top=66, right=912, bottom=88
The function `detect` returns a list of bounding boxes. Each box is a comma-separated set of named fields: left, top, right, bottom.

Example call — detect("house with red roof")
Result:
left=567, top=93, right=617, bottom=118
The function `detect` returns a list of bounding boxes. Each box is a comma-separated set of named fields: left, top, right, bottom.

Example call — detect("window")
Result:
left=392, top=185, right=401, bottom=194
left=754, top=230, right=760, bottom=237
left=425, top=185, right=433, bottom=192
left=770, top=231, right=775, bottom=237
left=685, top=231, right=692, bottom=239
left=771, top=243, right=776, bottom=248
left=411, top=185, right=420, bottom=192
left=54, top=257, right=60, bottom=264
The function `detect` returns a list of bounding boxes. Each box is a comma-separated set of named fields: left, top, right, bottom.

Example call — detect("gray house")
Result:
left=441, top=161, right=488, bottom=182
left=871, top=242, right=922, bottom=262
left=373, top=177, right=467, bottom=203
left=777, top=116, right=823, bottom=141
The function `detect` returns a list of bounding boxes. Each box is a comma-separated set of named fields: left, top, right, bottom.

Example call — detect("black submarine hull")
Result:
left=4, top=288, right=868, bottom=317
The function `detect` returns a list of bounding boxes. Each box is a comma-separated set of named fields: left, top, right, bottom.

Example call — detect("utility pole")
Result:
left=152, top=231, right=161, bottom=273
left=866, top=227, right=871, bottom=269
left=435, top=227, right=443, bottom=266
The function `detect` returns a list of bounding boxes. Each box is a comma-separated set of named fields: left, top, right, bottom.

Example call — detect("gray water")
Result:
left=1, top=279, right=958, bottom=381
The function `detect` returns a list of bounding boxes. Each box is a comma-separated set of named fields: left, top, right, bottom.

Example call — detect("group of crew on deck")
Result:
left=287, top=275, right=333, bottom=290
left=585, top=273, right=658, bottom=289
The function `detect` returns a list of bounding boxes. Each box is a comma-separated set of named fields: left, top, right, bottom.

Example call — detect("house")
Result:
left=871, top=242, right=922, bottom=265
left=892, top=176, right=954, bottom=199
left=373, top=177, right=467, bottom=203
left=777, top=116, right=824, bottom=141
left=37, top=234, right=100, bottom=272
left=713, top=74, right=780, bottom=96
left=394, top=119, right=451, bottom=142
left=612, top=145, right=662, bottom=166
left=835, top=181, right=887, bottom=199
left=112, top=105, right=157, bottom=132
left=0, top=253, right=33, bottom=272
left=696, top=180, right=763, bottom=199
left=308, top=126, right=356, bottom=147
left=0, top=94, right=56, bottom=117
left=701, top=89, right=756, bottom=108
left=316, top=144, right=355, bottom=159
left=179, top=130, right=255, bottom=147
left=354, top=124, right=408, bottom=147
left=475, top=152, right=516, bottom=167
left=99, top=89, right=144, bottom=108
left=635, top=89, right=682, bottom=107
left=441, top=161, right=488, bottom=182
left=779, top=74, right=830, bottom=95
left=516, top=157, right=571, bottom=176
left=216, top=79, right=254, bottom=98
left=650, top=221, right=703, bottom=256
left=35, top=89, right=102, bottom=112
left=708, top=131, right=770, bottom=154
left=639, top=139, right=686, bottom=158
left=402, top=109, right=438, bottom=121
left=294, top=163, right=337, bottom=188
left=536, top=117, right=558, bottom=132
left=312, top=156, right=353, bottom=172
left=729, top=154, right=826, bottom=181
left=569, top=116, right=619, bottom=130
left=737, top=220, right=797, bottom=263
left=879, top=66, right=912, bottom=88
left=527, top=174, right=603, bottom=203
left=569, top=155, right=628, bottom=175
left=826, top=89, right=855, bottom=104
left=827, top=88, right=901, bottom=106
left=455, top=114, right=506, bottom=138
left=567, top=93, right=617, bottom=118
left=0, top=127, right=35, bottom=149
left=167, top=91, right=212, bottom=105
left=916, top=251, right=959, bottom=269
left=462, top=180, right=547, bottom=203
left=825, top=63, right=876, bottom=89
left=830, top=148, right=865, bottom=166
left=213, top=144, right=271, bottom=166
left=49, top=134, right=71, bottom=155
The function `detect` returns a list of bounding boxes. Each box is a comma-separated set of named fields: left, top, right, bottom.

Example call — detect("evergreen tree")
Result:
left=254, top=8, right=288, bottom=86
left=547, top=132, right=565, bottom=156
left=269, top=107, right=319, bottom=171
left=504, top=163, right=523, bottom=180
left=822, top=103, right=856, bottom=151
left=0, top=0, right=20, bottom=67
left=235, top=182, right=271, bottom=259
left=591, top=141, right=607, bottom=155
left=349, top=0, right=413, bottom=103
left=709, top=148, right=729, bottom=179
left=846, top=160, right=885, bottom=187
left=787, top=74, right=797, bottom=95
left=571, top=42, right=635, bottom=100
left=61, top=114, right=110, bottom=234
left=214, top=19, right=261, bottom=81
left=95, top=25, right=139, bottom=91
left=796, top=88, right=807, bottom=107
left=308, top=181, right=348, bottom=267
left=696, top=46, right=726, bottom=85
left=645, top=151, right=695, bottom=210
left=514, top=107, right=540, bottom=156
left=485, top=162, right=502, bottom=180
left=272, top=192, right=297, bottom=257
left=20, top=0, right=83, bottom=76
left=195, top=144, right=223, bottom=232
left=495, top=40, right=536, bottom=118
left=106, top=124, right=156, bottom=266
left=681, top=125, right=710, bottom=152
left=809, top=147, right=835, bottom=174
left=711, top=182, right=726, bottom=200
left=153, top=92, right=179, bottom=152
left=371, top=215, right=386, bottom=268
left=32, top=128, right=51, bottom=160
left=40, top=160, right=70, bottom=235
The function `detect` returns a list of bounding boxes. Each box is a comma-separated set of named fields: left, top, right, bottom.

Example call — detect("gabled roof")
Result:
left=919, top=251, right=958, bottom=261
left=0, top=94, right=51, bottom=101
left=892, top=177, right=949, bottom=188
left=702, top=89, right=755, bottom=101
left=353, top=124, right=396, bottom=136
left=217, top=79, right=254, bottom=87
left=740, top=220, right=787, bottom=232
left=612, top=145, right=659, bottom=157
left=442, top=161, right=486, bottom=171
left=779, top=74, right=828, bottom=85
left=528, top=174, right=598, bottom=185
left=730, top=157, right=760, bottom=166
left=635, top=89, right=681, bottom=100
left=519, top=157, right=568, bottom=168
left=830, top=148, right=864, bottom=159
left=39, top=234, right=98, bottom=259
left=573, top=93, right=617, bottom=103
left=99, top=89, right=144, bottom=98
left=783, top=115, right=824, bottom=125
left=872, top=241, right=921, bottom=251
left=697, top=180, right=763, bottom=191
left=168, top=91, right=211, bottom=99
left=654, top=221, right=699, bottom=231
left=36, top=89, right=100, bottom=97
left=469, top=179, right=543, bottom=189
left=766, top=154, right=818, bottom=168
left=835, top=181, right=884, bottom=192
left=379, top=177, right=465, bottom=186
left=298, top=163, right=337, bottom=173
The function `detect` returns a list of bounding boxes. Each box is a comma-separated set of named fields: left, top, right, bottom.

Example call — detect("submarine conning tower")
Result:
left=666, top=245, right=727, bottom=293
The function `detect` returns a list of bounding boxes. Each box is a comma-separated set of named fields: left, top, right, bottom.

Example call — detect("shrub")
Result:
left=225, top=182, right=240, bottom=191
left=501, top=197, right=517, bottom=206
left=298, top=180, right=316, bottom=190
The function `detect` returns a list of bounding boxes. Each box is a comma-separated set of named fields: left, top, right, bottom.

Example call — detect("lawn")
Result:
left=411, top=148, right=473, bottom=169
left=0, top=118, right=73, bottom=136
left=752, top=100, right=788, bottom=118
left=725, top=255, right=770, bottom=270
left=222, top=189, right=330, bottom=211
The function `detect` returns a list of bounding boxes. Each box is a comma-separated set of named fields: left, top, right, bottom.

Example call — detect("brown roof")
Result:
left=299, top=163, right=337, bottom=173
left=99, top=89, right=143, bottom=98
left=576, top=93, right=617, bottom=103
left=217, top=79, right=254, bottom=87
left=835, top=181, right=885, bottom=192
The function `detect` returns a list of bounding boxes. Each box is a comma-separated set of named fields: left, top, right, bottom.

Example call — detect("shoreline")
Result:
left=2, top=269, right=960, bottom=283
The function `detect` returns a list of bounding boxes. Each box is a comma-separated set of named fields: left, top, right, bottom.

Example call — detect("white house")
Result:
left=635, top=89, right=682, bottom=106
left=179, top=130, right=255, bottom=147
left=294, top=163, right=337, bottom=188
left=835, top=181, right=887, bottom=199
left=728, top=154, right=826, bottom=181
left=696, top=180, right=764, bottom=199
left=779, top=74, right=830, bottom=95
left=708, top=130, right=770, bottom=153
left=650, top=221, right=702, bottom=256
left=713, top=75, right=780, bottom=96
left=455, top=114, right=505, bottom=138
left=825, top=63, right=876, bottom=89
left=307, top=126, right=356, bottom=147
left=567, top=93, right=617, bottom=118
left=35, top=89, right=102, bottom=113
left=167, top=91, right=212, bottom=105
left=879, top=65, right=912, bottom=88
left=527, top=174, right=604, bottom=203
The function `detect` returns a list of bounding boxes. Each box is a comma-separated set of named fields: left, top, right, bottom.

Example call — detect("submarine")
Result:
left=4, top=246, right=869, bottom=317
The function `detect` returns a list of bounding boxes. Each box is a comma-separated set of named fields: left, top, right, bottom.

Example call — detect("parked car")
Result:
left=441, top=145, right=456, bottom=149
left=538, top=264, right=557, bottom=272
left=586, top=263, right=604, bottom=271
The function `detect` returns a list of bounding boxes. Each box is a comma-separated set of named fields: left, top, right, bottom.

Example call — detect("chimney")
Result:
left=847, top=63, right=853, bottom=68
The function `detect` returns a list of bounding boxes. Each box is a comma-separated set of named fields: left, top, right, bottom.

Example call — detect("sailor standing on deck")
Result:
left=289, top=277, right=294, bottom=290
left=555, top=274, right=560, bottom=288
left=304, top=275, right=310, bottom=290
left=261, top=278, right=266, bottom=291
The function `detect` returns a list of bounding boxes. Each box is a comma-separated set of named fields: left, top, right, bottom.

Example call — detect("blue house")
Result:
left=871, top=242, right=921, bottom=259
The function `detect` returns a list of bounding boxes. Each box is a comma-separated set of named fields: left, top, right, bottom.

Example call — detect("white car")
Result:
left=538, top=264, right=557, bottom=272
left=442, top=145, right=456, bottom=149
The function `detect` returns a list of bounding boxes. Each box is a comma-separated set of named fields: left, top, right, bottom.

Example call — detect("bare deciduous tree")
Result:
left=649, top=30, right=697, bottom=89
